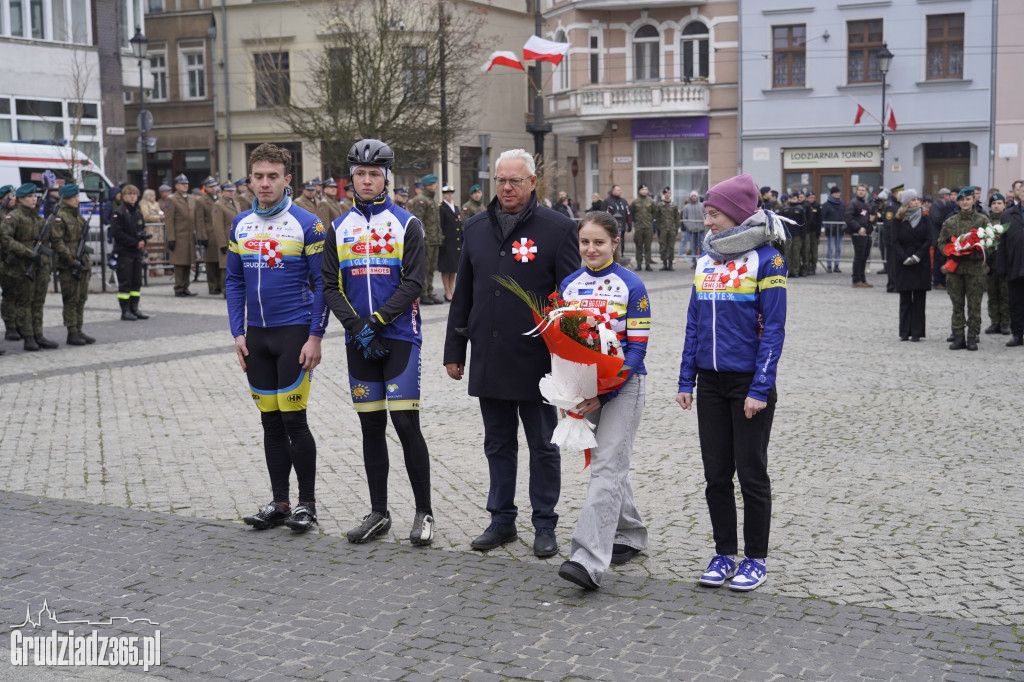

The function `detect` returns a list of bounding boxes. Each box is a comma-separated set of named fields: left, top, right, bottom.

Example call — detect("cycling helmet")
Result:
left=347, top=139, right=395, bottom=170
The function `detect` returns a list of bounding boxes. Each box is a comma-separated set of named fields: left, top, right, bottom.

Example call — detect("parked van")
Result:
left=0, top=142, right=114, bottom=212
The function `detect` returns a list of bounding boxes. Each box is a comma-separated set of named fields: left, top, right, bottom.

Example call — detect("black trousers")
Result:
left=478, top=397, right=560, bottom=531
left=850, top=234, right=871, bottom=283
left=898, top=290, right=927, bottom=339
left=696, top=370, right=776, bottom=559
left=1008, top=277, right=1024, bottom=336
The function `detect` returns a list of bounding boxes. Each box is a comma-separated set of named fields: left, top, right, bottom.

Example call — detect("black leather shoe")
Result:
left=80, top=331, right=96, bottom=344
left=184, top=290, right=197, bottom=297
left=910, top=336, right=920, bottom=342
left=611, top=544, right=640, bottom=565
left=66, top=331, right=87, bottom=346
left=35, top=336, right=58, bottom=349
left=558, top=560, right=598, bottom=590
left=1007, top=335, right=1023, bottom=347
left=470, top=524, right=518, bottom=550
left=23, top=335, right=39, bottom=351
left=966, top=336, right=979, bottom=351
left=533, top=531, right=558, bottom=558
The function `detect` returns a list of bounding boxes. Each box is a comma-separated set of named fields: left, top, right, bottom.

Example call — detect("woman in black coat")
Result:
left=994, top=202, right=1024, bottom=346
left=889, top=189, right=931, bottom=341
left=437, top=185, right=463, bottom=302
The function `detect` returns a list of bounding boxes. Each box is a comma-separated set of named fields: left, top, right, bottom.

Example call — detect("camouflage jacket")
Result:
left=461, top=198, right=485, bottom=220
left=654, top=200, right=680, bottom=233
left=51, top=203, right=90, bottom=271
left=410, top=190, right=441, bottom=245
left=630, top=194, right=656, bottom=231
left=939, top=209, right=990, bottom=276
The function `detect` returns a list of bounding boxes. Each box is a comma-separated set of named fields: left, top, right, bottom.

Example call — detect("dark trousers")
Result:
left=696, top=371, right=776, bottom=559
left=1008, top=277, right=1024, bottom=336
left=478, top=397, right=560, bottom=531
left=898, top=290, right=927, bottom=339
left=850, top=234, right=871, bottom=283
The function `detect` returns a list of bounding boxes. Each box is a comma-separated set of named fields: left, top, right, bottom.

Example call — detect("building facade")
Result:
left=992, top=0, right=1023, bottom=194
left=739, top=0, right=993, bottom=198
left=541, top=0, right=739, bottom=207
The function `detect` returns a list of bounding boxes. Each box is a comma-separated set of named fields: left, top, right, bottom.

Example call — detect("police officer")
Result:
left=630, top=184, right=656, bottom=271
left=0, top=183, right=58, bottom=350
left=0, top=184, right=18, bottom=342
left=295, top=181, right=318, bottom=214
left=393, top=187, right=408, bottom=207
left=940, top=187, right=990, bottom=350
left=461, top=184, right=485, bottom=219
left=51, top=184, right=95, bottom=345
left=655, top=186, right=680, bottom=270
left=195, top=177, right=222, bottom=295
left=409, top=173, right=443, bottom=304
left=780, top=193, right=806, bottom=277
left=804, top=190, right=822, bottom=276
left=165, top=174, right=198, bottom=297
left=318, top=179, right=345, bottom=226
left=211, top=182, right=240, bottom=296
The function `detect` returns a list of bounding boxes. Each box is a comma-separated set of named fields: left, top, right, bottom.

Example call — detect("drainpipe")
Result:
left=987, top=0, right=997, bottom=189
left=221, top=0, right=233, bottom=179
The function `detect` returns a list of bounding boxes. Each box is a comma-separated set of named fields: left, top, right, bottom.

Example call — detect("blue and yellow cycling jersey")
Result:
left=678, top=243, right=787, bottom=401
left=225, top=198, right=330, bottom=338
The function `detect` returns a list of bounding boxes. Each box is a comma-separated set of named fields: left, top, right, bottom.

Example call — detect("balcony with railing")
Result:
left=548, top=81, right=710, bottom=134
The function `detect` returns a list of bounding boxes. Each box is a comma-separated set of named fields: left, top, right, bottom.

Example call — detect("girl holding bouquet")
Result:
left=556, top=211, right=650, bottom=591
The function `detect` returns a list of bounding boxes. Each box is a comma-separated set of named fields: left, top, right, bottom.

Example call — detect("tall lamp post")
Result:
left=130, top=27, right=150, bottom=190
left=877, top=43, right=893, bottom=191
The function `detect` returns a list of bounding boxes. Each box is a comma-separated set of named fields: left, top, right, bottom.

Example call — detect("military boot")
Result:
left=119, top=298, right=137, bottom=321
left=66, top=329, right=87, bottom=346
left=129, top=298, right=149, bottom=320
left=78, top=328, right=96, bottom=344
left=948, top=335, right=967, bottom=351
left=35, top=336, right=59, bottom=349
left=984, top=323, right=1001, bottom=334
left=23, top=334, right=39, bottom=351
left=4, top=329, right=20, bottom=341
left=966, top=336, right=979, bottom=351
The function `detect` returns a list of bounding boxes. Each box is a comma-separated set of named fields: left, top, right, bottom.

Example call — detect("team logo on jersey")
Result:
left=719, top=261, right=748, bottom=288
left=513, top=238, right=537, bottom=262
left=637, top=295, right=650, bottom=312
left=261, top=239, right=283, bottom=267
left=387, top=383, right=399, bottom=393
left=769, top=254, right=785, bottom=270
left=313, top=220, right=325, bottom=234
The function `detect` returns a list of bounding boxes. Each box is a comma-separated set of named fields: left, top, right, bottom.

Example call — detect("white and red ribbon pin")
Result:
left=370, top=230, right=395, bottom=254
left=719, top=261, right=748, bottom=288
left=513, top=238, right=537, bottom=262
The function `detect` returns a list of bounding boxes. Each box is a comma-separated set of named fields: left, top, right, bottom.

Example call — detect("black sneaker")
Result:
left=347, top=511, right=391, bottom=543
left=243, top=501, right=290, bottom=529
left=284, top=502, right=317, bottom=532
left=409, top=510, right=435, bottom=546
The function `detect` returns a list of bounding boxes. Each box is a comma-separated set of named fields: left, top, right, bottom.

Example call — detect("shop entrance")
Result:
left=783, top=168, right=881, bottom=200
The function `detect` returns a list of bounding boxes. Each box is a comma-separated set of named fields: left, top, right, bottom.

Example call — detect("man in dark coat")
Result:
left=994, top=200, right=1024, bottom=346
left=443, top=149, right=580, bottom=559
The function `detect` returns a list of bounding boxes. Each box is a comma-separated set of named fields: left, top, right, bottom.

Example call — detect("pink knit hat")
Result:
left=704, top=174, right=759, bottom=226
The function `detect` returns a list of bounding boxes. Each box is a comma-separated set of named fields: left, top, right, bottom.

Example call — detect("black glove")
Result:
left=353, top=316, right=384, bottom=354
left=198, top=240, right=209, bottom=248
left=220, top=247, right=228, bottom=255
left=30, top=253, right=42, bottom=266
left=363, top=334, right=390, bottom=360
left=168, top=241, right=176, bottom=251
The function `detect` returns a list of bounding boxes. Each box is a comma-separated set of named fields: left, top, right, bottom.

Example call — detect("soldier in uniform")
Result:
left=630, top=184, right=656, bottom=271
left=50, top=184, right=95, bottom=345
left=804, top=190, right=822, bottom=276
left=461, top=183, right=485, bottom=219
left=211, top=182, right=240, bottom=297
left=984, top=193, right=1011, bottom=335
left=393, top=187, right=408, bottom=207
left=164, top=173, right=198, bottom=297
left=780, top=193, right=806, bottom=277
left=655, top=186, right=680, bottom=270
left=295, top=181, right=318, bottom=214
left=235, top=178, right=254, bottom=207
left=317, top=179, right=345, bottom=226
left=0, top=183, right=59, bottom=350
left=341, top=183, right=355, bottom=213
left=438, top=184, right=462, bottom=302
left=409, top=173, right=443, bottom=304
left=939, top=187, right=991, bottom=350
left=196, top=177, right=221, bottom=295
left=0, top=185, right=18, bottom=342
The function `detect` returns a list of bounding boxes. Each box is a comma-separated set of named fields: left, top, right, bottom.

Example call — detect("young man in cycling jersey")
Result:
left=226, top=143, right=330, bottom=533
left=321, top=139, right=435, bottom=546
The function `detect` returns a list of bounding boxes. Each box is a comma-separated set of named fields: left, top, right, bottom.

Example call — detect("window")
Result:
left=847, top=19, right=883, bottom=83
left=589, top=34, right=600, bottom=85
left=29, top=0, right=43, bottom=39
left=327, top=48, right=352, bottom=108
left=680, top=22, right=709, bottom=81
left=181, top=47, right=206, bottom=100
left=118, top=0, right=144, bottom=49
left=9, top=0, right=24, bottom=37
left=526, top=65, right=537, bottom=114
left=927, top=14, right=964, bottom=80
left=633, top=24, right=660, bottom=81
left=51, top=0, right=67, bottom=42
left=68, top=0, right=89, bottom=43
left=553, top=30, right=569, bottom=92
left=149, top=51, right=168, bottom=101
left=772, top=24, right=805, bottom=87
left=586, top=141, right=599, bottom=201
left=254, top=52, right=290, bottom=107
left=147, top=0, right=163, bottom=11
left=635, top=138, right=709, bottom=200
left=0, top=99, right=11, bottom=142
left=402, top=46, right=428, bottom=103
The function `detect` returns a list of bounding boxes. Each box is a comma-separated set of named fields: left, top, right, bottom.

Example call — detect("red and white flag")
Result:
left=523, top=35, right=570, bottom=66
left=854, top=104, right=866, bottom=125
left=885, top=103, right=898, bottom=131
left=481, top=51, right=525, bottom=72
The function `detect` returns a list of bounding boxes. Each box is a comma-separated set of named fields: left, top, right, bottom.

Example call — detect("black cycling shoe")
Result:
left=409, top=510, right=435, bottom=546
left=284, top=502, right=317, bottom=532
left=243, top=501, right=290, bottom=529
left=347, top=511, right=391, bottom=543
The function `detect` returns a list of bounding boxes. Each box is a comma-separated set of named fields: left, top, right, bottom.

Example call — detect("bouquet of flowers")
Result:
left=977, top=223, right=1007, bottom=251
left=495, top=275, right=629, bottom=467
left=942, top=229, right=983, bottom=273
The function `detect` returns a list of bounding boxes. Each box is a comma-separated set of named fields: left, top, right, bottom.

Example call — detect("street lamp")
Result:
left=877, top=43, right=893, bottom=191
left=130, top=27, right=150, bottom=190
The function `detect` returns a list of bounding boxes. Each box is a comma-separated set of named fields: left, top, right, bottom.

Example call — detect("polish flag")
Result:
left=481, top=51, right=525, bottom=72
left=854, top=104, right=866, bottom=125
left=885, top=103, right=898, bottom=131
left=523, top=35, right=570, bottom=66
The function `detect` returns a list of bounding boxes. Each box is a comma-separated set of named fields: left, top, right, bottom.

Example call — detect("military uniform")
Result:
left=211, top=191, right=240, bottom=291
left=630, top=192, right=656, bottom=270
left=780, top=199, right=806, bottom=277
left=0, top=188, right=17, bottom=339
left=294, top=193, right=318, bottom=214
left=804, top=199, right=822, bottom=275
left=50, top=199, right=92, bottom=343
left=409, top=186, right=441, bottom=302
left=0, top=199, right=55, bottom=348
left=985, top=209, right=1011, bottom=334
left=164, top=189, right=197, bottom=295
left=317, top=195, right=344, bottom=227
left=196, top=187, right=221, bottom=294
left=654, top=196, right=680, bottom=270
left=939, top=207, right=990, bottom=344
left=461, top=197, right=485, bottom=220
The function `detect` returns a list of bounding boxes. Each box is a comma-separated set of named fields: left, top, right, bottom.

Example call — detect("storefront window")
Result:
left=636, top=138, right=708, bottom=197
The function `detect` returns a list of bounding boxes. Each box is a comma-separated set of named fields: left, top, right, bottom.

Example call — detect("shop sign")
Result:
left=783, top=146, right=879, bottom=169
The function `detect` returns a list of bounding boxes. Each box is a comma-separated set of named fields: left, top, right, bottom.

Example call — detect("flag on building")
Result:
left=481, top=51, right=525, bottom=72
left=854, top=104, right=866, bottom=125
left=885, top=103, right=898, bottom=131
left=523, top=35, right=570, bottom=66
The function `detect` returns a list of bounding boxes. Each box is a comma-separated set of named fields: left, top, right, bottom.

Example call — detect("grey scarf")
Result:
left=906, top=206, right=923, bottom=228
left=496, top=207, right=520, bottom=241
left=702, top=209, right=792, bottom=262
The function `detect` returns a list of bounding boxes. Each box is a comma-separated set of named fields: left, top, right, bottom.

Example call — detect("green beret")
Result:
left=421, top=174, right=438, bottom=186
left=15, top=182, right=38, bottom=198
left=59, top=184, right=79, bottom=199
left=989, top=193, right=1005, bottom=204
left=0, top=185, right=13, bottom=196
left=469, top=184, right=481, bottom=193
left=956, top=187, right=975, bottom=200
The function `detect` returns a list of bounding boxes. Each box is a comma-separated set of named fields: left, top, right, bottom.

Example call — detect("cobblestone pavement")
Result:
left=1, top=264, right=1023, bottom=679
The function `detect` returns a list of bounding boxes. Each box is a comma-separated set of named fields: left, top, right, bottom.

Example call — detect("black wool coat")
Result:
left=889, top=216, right=932, bottom=292
left=995, top=204, right=1024, bottom=282
left=443, top=192, right=581, bottom=401
left=438, top=200, right=463, bottom=273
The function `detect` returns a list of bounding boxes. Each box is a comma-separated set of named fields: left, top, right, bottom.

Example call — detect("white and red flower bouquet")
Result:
left=495, top=276, right=629, bottom=467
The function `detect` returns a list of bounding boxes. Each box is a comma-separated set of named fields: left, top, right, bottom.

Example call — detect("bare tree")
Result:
left=252, top=0, right=486, bottom=175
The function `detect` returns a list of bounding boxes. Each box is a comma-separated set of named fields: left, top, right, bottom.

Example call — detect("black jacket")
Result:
left=443, top=192, right=580, bottom=400
left=438, top=200, right=463, bottom=273
left=889, top=214, right=932, bottom=292
left=994, top=204, right=1024, bottom=282
left=844, top=195, right=875, bottom=235
left=604, top=194, right=632, bottom=231
left=110, top=201, right=146, bottom=257
left=821, top=196, right=844, bottom=228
